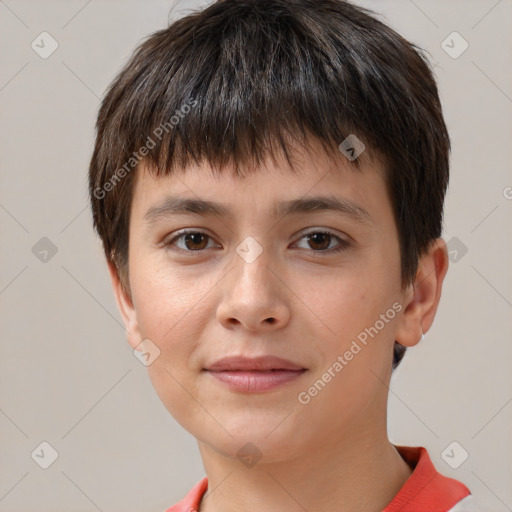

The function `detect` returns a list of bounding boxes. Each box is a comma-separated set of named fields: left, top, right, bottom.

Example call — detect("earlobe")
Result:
left=107, top=260, right=142, bottom=350
left=395, top=238, right=449, bottom=347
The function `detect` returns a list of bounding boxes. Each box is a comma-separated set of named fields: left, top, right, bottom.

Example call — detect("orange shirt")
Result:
left=164, top=446, right=475, bottom=512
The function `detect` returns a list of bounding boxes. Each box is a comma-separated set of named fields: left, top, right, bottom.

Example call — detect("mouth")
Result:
left=204, top=355, right=307, bottom=372
left=203, top=355, right=308, bottom=393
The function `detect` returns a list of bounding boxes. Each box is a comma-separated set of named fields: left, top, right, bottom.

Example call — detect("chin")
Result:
left=197, top=417, right=307, bottom=464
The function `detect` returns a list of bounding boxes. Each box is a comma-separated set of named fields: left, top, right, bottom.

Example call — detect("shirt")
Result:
left=164, top=445, right=477, bottom=512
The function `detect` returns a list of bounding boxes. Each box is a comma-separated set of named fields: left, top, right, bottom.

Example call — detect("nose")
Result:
left=216, top=240, right=291, bottom=332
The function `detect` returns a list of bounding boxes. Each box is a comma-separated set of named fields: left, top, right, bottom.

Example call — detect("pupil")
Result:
left=309, top=233, right=330, bottom=250
left=186, top=233, right=207, bottom=250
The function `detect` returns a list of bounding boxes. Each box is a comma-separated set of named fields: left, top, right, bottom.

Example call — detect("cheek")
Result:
left=130, top=263, right=211, bottom=366
left=301, top=270, right=381, bottom=337
left=133, top=257, right=199, bottom=325
left=131, top=267, right=212, bottom=432
left=295, top=277, right=396, bottom=423
left=300, top=266, right=398, bottom=378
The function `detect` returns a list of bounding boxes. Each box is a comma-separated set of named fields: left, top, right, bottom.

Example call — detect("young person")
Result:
left=88, top=0, right=478, bottom=510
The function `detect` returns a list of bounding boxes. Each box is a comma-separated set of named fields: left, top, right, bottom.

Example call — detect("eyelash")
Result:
left=164, top=229, right=352, bottom=256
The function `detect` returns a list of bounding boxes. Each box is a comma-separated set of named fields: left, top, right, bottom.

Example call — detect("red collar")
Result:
left=165, top=445, right=471, bottom=512
left=383, top=446, right=470, bottom=511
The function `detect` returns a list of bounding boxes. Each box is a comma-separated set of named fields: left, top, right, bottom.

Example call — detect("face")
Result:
left=113, top=142, right=414, bottom=463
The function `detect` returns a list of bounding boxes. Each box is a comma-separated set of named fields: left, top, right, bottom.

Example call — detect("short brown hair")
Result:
left=88, top=0, right=450, bottom=370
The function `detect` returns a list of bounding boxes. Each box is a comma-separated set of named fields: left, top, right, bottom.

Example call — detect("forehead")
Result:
left=130, top=141, right=389, bottom=223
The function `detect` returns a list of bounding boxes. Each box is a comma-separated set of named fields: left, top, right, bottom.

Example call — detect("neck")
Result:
left=196, top=418, right=412, bottom=512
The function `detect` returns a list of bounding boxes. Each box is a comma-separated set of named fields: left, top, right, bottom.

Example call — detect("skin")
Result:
left=108, top=139, right=449, bottom=512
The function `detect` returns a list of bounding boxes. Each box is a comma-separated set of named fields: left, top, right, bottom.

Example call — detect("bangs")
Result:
left=94, top=0, right=402, bottom=185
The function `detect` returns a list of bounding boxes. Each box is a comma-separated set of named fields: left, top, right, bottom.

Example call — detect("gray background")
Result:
left=1, top=0, right=511, bottom=510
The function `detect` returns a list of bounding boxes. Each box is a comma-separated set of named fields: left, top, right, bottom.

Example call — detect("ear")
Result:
left=395, top=238, right=449, bottom=347
left=107, top=260, right=142, bottom=351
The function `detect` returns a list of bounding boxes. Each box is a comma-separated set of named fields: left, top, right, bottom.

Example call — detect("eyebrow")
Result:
left=143, top=194, right=373, bottom=226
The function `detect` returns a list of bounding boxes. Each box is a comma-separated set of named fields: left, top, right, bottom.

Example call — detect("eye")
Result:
left=164, top=229, right=352, bottom=255
left=166, top=230, right=218, bottom=252
left=293, top=230, right=351, bottom=254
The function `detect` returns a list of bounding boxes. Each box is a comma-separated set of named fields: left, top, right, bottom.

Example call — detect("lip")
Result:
left=204, top=355, right=306, bottom=372
left=203, top=355, right=308, bottom=393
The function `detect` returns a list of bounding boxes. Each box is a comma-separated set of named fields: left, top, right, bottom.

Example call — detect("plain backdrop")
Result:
left=1, top=0, right=511, bottom=511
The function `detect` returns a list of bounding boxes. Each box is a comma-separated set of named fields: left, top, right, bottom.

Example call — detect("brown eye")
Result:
left=182, top=232, right=209, bottom=250
left=167, top=230, right=217, bottom=252
left=306, top=232, right=332, bottom=251
left=294, top=230, right=352, bottom=254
